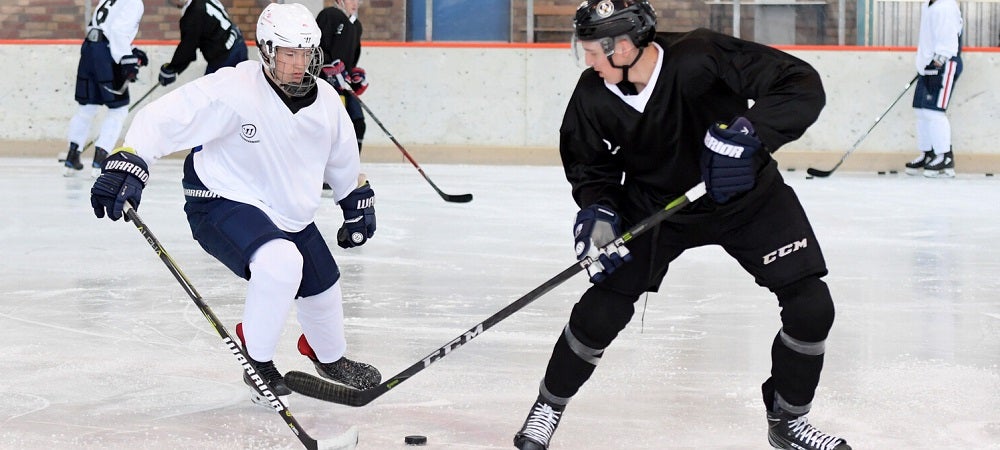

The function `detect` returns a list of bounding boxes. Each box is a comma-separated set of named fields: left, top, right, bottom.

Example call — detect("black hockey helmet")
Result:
left=573, top=0, right=657, bottom=48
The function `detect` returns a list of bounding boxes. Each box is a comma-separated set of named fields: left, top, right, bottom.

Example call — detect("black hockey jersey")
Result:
left=316, top=7, right=363, bottom=68
left=560, top=29, right=825, bottom=224
left=165, top=0, right=241, bottom=74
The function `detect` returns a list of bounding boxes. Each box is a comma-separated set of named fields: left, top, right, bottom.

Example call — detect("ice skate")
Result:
left=91, top=147, right=109, bottom=178
left=767, top=409, right=850, bottom=450
left=63, top=143, right=84, bottom=176
left=297, top=334, right=381, bottom=390
left=513, top=395, right=565, bottom=450
left=904, top=150, right=934, bottom=175
left=235, top=323, right=291, bottom=407
left=923, top=150, right=955, bottom=178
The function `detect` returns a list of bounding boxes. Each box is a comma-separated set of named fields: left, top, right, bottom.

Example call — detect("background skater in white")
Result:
left=89, top=2, right=381, bottom=406
left=904, top=0, right=963, bottom=178
left=64, top=0, right=147, bottom=177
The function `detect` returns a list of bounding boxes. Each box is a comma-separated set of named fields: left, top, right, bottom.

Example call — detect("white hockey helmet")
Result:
left=255, top=3, right=323, bottom=97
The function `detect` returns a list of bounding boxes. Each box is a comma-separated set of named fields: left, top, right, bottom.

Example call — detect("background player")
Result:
left=157, top=0, right=249, bottom=87
left=903, top=0, right=963, bottom=178
left=316, top=0, right=368, bottom=153
left=513, top=2, right=849, bottom=449
left=63, top=0, right=147, bottom=177
left=89, top=2, right=380, bottom=405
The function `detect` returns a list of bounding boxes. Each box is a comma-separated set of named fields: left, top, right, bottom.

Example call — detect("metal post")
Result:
left=426, top=0, right=433, bottom=41
left=527, top=0, right=536, bottom=43
left=733, top=0, right=741, bottom=38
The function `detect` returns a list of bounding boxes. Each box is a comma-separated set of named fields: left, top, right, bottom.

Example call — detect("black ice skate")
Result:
left=767, top=409, right=851, bottom=450
left=235, top=322, right=291, bottom=407
left=513, top=395, right=566, bottom=450
left=297, top=334, right=381, bottom=390
left=923, top=150, right=955, bottom=178
left=91, top=147, right=109, bottom=178
left=63, top=143, right=84, bottom=176
left=904, top=150, right=933, bottom=175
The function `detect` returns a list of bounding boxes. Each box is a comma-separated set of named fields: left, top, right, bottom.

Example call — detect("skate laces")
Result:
left=521, top=401, right=562, bottom=444
left=786, top=415, right=844, bottom=450
left=254, top=360, right=283, bottom=384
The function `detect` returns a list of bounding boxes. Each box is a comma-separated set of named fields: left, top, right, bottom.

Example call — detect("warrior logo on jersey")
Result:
left=602, top=138, right=621, bottom=155
left=595, top=0, right=616, bottom=18
left=241, top=124, right=260, bottom=143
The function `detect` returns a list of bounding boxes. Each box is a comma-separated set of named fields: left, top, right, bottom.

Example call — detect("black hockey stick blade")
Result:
left=285, top=182, right=707, bottom=406
left=805, top=166, right=835, bottom=178
left=333, top=74, right=473, bottom=203
left=805, top=74, right=919, bottom=179
left=122, top=203, right=357, bottom=450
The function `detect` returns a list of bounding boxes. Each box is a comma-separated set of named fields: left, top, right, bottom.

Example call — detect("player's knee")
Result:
left=568, top=286, right=637, bottom=349
left=774, top=276, right=834, bottom=342
left=249, top=239, right=303, bottom=285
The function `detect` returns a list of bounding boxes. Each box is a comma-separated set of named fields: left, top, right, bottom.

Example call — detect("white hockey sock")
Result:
left=95, top=106, right=128, bottom=151
left=296, top=282, right=347, bottom=363
left=242, top=239, right=302, bottom=362
left=916, top=108, right=951, bottom=155
left=67, top=104, right=99, bottom=147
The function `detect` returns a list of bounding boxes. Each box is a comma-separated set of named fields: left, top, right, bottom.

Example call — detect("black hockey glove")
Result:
left=158, top=63, right=178, bottom=86
left=337, top=181, right=376, bottom=248
left=700, top=116, right=762, bottom=204
left=574, top=204, right=631, bottom=283
left=91, top=148, right=149, bottom=221
left=921, top=63, right=943, bottom=92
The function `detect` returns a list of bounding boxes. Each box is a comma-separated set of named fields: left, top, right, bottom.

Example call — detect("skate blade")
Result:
left=248, top=388, right=291, bottom=408
left=904, top=168, right=922, bottom=176
left=923, top=169, right=955, bottom=178
left=63, top=166, right=83, bottom=177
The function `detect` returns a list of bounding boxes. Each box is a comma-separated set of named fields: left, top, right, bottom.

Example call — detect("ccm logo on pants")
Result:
left=763, top=238, right=808, bottom=265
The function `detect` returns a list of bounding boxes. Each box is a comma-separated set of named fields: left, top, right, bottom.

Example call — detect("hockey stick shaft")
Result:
left=122, top=203, right=355, bottom=450
left=335, top=74, right=472, bottom=203
left=285, top=182, right=707, bottom=406
left=806, top=74, right=918, bottom=177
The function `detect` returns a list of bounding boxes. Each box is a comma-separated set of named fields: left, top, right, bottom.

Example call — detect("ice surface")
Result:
left=1, top=157, right=998, bottom=449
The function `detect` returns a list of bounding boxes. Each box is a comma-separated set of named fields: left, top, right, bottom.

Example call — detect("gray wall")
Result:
left=2, top=44, right=997, bottom=156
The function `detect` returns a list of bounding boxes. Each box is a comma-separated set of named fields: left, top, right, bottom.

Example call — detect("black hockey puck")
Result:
left=987, top=173, right=995, bottom=177
left=405, top=435, right=427, bottom=445
left=889, top=170, right=898, bottom=174
left=805, top=175, right=814, bottom=179
left=787, top=167, right=796, bottom=172
left=877, top=171, right=886, bottom=175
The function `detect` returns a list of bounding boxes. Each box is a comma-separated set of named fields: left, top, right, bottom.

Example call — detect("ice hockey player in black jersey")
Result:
left=513, top=1, right=849, bottom=450
left=316, top=0, right=367, bottom=153
left=158, top=0, right=248, bottom=87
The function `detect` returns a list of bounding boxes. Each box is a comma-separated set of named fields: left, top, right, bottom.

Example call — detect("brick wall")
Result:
left=0, top=0, right=854, bottom=45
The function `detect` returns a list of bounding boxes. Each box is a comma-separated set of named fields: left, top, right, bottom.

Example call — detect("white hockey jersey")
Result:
left=88, top=0, right=143, bottom=63
left=123, top=60, right=361, bottom=232
left=915, top=0, right=963, bottom=72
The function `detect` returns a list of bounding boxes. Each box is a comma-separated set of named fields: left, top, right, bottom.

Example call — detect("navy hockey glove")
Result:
left=574, top=205, right=632, bottom=283
left=90, top=148, right=149, bottom=221
left=132, top=48, right=149, bottom=67
left=158, top=63, right=177, bottom=86
left=348, top=67, right=368, bottom=95
left=337, top=181, right=376, bottom=248
left=921, top=63, right=943, bottom=92
left=700, top=116, right=762, bottom=204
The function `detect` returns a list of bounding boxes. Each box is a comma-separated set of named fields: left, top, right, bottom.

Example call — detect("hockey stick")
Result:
left=806, top=74, right=919, bottom=178
left=335, top=74, right=473, bottom=203
left=59, top=84, right=160, bottom=162
left=285, top=182, right=707, bottom=406
left=121, top=202, right=358, bottom=450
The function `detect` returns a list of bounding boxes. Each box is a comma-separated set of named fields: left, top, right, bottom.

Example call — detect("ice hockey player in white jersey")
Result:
left=904, top=0, right=964, bottom=177
left=89, top=2, right=381, bottom=405
left=63, top=0, right=147, bottom=177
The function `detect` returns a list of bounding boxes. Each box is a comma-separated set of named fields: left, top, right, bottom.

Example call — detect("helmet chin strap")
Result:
left=607, top=46, right=645, bottom=96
